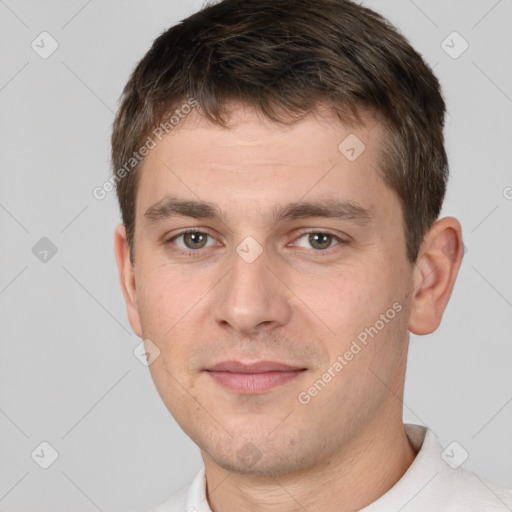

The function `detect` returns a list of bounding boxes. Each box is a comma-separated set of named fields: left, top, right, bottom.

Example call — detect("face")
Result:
left=120, top=105, right=416, bottom=475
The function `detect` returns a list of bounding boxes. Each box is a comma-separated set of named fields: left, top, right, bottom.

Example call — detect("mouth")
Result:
left=204, top=360, right=307, bottom=393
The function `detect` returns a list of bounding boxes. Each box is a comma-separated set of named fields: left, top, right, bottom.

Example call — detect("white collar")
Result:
left=176, top=423, right=512, bottom=511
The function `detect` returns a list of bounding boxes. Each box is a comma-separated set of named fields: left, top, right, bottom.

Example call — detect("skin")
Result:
left=115, top=103, right=464, bottom=512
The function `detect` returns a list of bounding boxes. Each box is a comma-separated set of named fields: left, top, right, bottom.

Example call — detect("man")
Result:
left=111, top=0, right=512, bottom=510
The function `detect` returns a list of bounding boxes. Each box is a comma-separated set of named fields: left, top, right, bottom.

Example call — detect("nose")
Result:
left=212, top=244, right=292, bottom=335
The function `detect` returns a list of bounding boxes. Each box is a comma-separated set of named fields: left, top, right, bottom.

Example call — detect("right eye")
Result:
left=165, top=229, right=220, bottom=256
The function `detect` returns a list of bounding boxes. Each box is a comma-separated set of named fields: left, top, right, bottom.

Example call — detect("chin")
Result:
left=200, top=428, right=319, bottom=477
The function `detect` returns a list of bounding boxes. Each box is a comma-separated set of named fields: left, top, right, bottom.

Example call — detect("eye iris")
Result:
left=184, top=232, right=208, bottom=249
left=309, top=233, right=332, bottom=250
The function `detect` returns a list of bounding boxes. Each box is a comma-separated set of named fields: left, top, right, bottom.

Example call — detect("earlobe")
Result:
left=114, top=224, right=143, bottom=337
left=408, top=217, right=464, bottom=335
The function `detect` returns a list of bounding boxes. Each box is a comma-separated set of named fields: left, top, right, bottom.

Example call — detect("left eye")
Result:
left=294, top=232, right=342, bottom=250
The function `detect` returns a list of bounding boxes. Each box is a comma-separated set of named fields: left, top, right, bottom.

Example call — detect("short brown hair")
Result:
left=111, top=0, right=447, bottom=263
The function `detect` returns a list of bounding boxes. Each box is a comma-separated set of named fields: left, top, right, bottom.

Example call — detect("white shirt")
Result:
left=150, top=424, right=512, bottom=511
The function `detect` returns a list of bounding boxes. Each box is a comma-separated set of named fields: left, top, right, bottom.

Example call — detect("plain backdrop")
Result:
left=0, top=1, right=511, bottom=511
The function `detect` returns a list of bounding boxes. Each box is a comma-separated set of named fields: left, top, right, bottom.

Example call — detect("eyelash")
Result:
left=164, top=228, right=348, bottom=257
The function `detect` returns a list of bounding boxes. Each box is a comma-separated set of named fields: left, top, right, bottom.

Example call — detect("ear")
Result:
left=114, top=224, right=143, bottom=338
left=408, top=217, right=464, bottom=335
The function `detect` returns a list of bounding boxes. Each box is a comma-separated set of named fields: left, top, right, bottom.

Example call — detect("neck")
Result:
left=202, top=414, right=417, bottom=512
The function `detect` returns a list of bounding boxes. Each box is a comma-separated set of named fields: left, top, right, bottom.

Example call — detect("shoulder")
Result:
left=368, top=425, right=512, bottom=511
left=447, top=467, right=512, bottom=510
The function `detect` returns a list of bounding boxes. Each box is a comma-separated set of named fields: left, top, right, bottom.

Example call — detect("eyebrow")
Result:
left=144, top=195, right=373, bottom=226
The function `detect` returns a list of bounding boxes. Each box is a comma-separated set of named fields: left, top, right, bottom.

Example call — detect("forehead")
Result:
left=136, top=104, right=396, bottom=224
left=146, top=104, right=378, bottom=165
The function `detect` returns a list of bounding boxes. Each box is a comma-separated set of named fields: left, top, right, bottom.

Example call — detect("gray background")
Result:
left=0, top=0, right=511, bottom=511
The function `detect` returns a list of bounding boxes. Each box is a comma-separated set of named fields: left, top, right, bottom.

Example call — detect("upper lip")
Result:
left=206, top=360, right=306, bottom=373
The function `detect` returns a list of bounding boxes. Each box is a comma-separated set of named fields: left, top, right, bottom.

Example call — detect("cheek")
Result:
left=135, top=265, right=209, bottom=373
left=136, top=274, right=171, bottom=335
left=137, top=271, right=198, bottom=417
left=136, top=261, right=195, bottom=333
left=316, top=258, right=408, bottom=346
left=324, top=264, right=388, bottom=321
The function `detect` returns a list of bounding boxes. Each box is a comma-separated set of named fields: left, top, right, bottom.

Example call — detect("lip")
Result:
left=205, top=360, right=307, bottom=393
left=207, top=360, right=305, bottom=373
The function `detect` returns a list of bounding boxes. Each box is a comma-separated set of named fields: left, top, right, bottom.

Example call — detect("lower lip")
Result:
left=207, top=370, right=305, bottom=393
